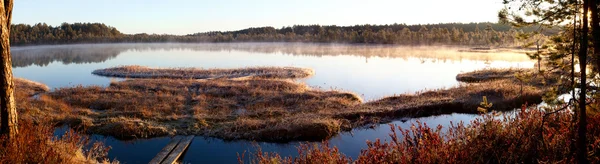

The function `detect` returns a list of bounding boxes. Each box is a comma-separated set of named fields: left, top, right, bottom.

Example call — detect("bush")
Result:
left=246, top=105, right=600, bottom=163
left=0, top=121, right=113, bottom=163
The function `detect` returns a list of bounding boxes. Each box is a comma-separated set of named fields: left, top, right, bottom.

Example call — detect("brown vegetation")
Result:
left=455, top=68, right=526, bottom=82
left=455, top=68, right=560, bottom=86
left=0, top=121, right=112, bottom=164
left=47, top=77, right=544, bottom=141
left=14, top=77, right=50, bottom=96
left=48, top=78, right=361, bottom=141
left=6, top=79, right=113, bottom=163
left=246, top=106, right=600, bottom=163
left=335, top=79, right=544, bottom=127
left=14, top=66, right=551, bottom=142
left=15, top=78, right=77, bottom=126
left=92, top=65, right=314, bottom=79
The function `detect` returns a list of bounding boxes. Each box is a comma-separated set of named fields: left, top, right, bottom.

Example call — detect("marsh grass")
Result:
left=45, top=77, right=545, bottom=141
left=455, top=68, right=561, bottom=86
left=247, top=105, right=600, bottom=163
left=0, top=121, right=113, bottom=164
left=48, top=78, right=361, bottom=141
left=15, top=77, right=50, bottom=96
left=335, top=79, right=544, bottom=127
left=92, top=65, right=314, bottom=79
left=16, top=66, right=551, bottom=142
left=455, top=68, right=526, bottom=82
left=6, top=79, right=115, bottom=163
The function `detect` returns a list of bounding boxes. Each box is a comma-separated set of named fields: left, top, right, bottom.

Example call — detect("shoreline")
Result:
left=16, top=66, right=550, bottom=142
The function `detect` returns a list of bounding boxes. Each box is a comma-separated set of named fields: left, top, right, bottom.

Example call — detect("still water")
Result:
left=20, top=43, right=533, bottom=163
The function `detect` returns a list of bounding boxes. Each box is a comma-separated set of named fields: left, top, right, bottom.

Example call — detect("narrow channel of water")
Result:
left=54, top=113, right=477, bottom=163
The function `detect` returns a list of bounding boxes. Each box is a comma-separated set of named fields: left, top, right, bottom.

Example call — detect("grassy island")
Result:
left=10, top=66, right=553, bottom=142
left=92, top=65, right=314, bottom=79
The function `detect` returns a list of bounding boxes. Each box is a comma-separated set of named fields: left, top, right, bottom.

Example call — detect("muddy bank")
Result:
left=92, top=65, right=314, bottom=79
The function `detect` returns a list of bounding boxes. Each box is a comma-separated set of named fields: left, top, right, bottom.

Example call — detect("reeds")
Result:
left=455, top=68, right=526, bottom=82
left=48, top=78, right=361, bottom=141
left=246, top=106, right=597, bottom=163
left=92, top=65, right=314, bottom=79
left=15, top=66, right=552, bottom=142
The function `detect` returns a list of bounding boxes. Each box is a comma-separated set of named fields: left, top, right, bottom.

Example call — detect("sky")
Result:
left=13, top=0, right=505, bottom=35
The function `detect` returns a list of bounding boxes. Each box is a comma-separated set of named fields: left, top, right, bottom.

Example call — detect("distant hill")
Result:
left=10, top=22, right=559, bottom=46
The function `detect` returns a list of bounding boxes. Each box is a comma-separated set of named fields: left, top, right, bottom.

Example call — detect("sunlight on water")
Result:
left=23, top=43, right=533, bottom=163
left=12, top=43, right=534, bottom=100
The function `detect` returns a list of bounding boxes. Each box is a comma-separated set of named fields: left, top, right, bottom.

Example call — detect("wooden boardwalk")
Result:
left=149, top=135, right=195, bottom=164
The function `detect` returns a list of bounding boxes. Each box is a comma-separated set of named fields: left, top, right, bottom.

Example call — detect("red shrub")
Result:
left=0, top=121, right=110, bottom=163
left=247, top=105, right=600, bottom=163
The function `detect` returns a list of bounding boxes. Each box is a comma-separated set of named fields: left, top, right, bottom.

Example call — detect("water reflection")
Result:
left=12, top=43, right=531, bottom=68
left=12, top=43, right=534, bottom=100
left=31, top=43, right=533, bottom=163
left=12, top=45, right=121, bottom=67
left=55, top=113, right=478, bottom=163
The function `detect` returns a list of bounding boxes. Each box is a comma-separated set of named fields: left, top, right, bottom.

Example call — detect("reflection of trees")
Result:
left=10, top=43, right=533, bottom=68
left=11, top=45, right=123, bottom=67
left=120, top=43, right=533, bottom=62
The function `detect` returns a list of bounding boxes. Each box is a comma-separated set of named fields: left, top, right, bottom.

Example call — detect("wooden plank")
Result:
left=149, top=136, right=183, bottom=164
left=161, top=135, right=195, bottom=164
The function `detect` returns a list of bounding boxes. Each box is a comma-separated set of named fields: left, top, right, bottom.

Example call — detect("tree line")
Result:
left=11, top=22, right=557, bottom=46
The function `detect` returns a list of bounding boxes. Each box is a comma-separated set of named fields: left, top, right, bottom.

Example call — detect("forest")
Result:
left=10, top=22, right=556, bottom=46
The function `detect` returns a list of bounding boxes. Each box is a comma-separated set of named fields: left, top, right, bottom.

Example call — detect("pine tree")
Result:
left=0, top=0, right=16, bottom=140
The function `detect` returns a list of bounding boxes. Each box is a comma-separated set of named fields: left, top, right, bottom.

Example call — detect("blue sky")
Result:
left=13, top=0, right=504, bottom=35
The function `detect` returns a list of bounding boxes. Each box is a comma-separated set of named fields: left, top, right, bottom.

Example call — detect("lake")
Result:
left=19, top=43, right=533, bottom=163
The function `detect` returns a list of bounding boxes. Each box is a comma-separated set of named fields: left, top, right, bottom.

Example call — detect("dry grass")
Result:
left=246, top=105, right=600, bottom=163
left=14, top=78, right=73, bottom=124
left=15, top=66, right=553, bottom=142
left=455, top=68, right=526, bottom=82
left=48, top=78, right=361, bottom=141
left=335, top=79, right=544, bottom=127
left=15, top=77, right=50, bottom=96
left=92, top=65, right=314, bottom=79
left=335, top=68, right=559, bottom=128
left=45, top=76, right=546, bottom=142
left=4, top=79, right=115, bottom=163
left=0, top=121, right=113, bottom=163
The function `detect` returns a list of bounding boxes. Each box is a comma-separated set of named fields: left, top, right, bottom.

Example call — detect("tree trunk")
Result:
left=537, top=44, right=541, bottom=72
left=0, top=0, right=15, bottom=139
left=571, top=6, right=578, bottom=159
left=578, top=0, right=590, bottom=163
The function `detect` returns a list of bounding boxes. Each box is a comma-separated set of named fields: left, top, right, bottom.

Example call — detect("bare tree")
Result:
left=0, top=0, right=16, bottom=139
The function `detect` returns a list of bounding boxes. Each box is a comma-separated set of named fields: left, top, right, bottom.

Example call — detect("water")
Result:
left=12, top=43, right=533, bottom=100
left=54, top=113, right=477, bottom=163
left=18, top=43, right=533, bottom=163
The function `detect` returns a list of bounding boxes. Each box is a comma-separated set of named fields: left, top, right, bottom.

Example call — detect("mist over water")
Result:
left=12, top=43, right=534, bottom=100
left=21, top=43, right=534, bottom=163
